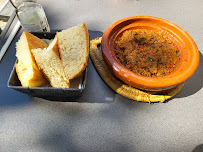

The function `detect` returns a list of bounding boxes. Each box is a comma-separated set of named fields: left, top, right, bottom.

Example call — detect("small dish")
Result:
left=7, top=32, right=87, bottom=101
left=101, top=16, right=199, bottom=91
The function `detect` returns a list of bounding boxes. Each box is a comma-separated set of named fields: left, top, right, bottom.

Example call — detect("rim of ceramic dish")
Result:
left=101, top=15, right=199, bottom=90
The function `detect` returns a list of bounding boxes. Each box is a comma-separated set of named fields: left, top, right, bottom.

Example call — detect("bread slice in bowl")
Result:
left=56, top=23, right=89, bottom=80
left=31, top=36, right=70, bottom=88
left=15, top=31, right=48, bottom=87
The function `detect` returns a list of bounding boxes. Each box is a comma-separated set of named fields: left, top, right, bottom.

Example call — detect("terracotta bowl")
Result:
left=101, top=16, right=199, bottom=91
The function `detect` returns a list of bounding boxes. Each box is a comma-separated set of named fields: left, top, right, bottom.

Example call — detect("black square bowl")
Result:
left=7, top=32, right=87, bottom=101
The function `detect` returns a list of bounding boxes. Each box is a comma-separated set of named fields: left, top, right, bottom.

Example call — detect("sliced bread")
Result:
left=15, top=32, right=48, bottom=87
left=56, top=23, right=89, bottom=80
left=31, top=36, right=70, bottom=88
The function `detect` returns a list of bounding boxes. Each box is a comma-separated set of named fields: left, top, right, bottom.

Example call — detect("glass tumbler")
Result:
left=16, top=1, right=50, bottom=32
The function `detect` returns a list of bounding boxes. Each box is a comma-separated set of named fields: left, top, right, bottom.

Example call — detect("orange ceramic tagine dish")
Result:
left=101, top=16, right=199, bottom=91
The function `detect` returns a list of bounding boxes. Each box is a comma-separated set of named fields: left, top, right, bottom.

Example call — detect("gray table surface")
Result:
left=0, top=0, right=203, bottom=152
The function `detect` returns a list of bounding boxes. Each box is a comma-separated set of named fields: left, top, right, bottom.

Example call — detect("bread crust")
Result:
left=73, top=23, right=89, bottom=79
left=15, top=60, right=47, bottom=87
left=15, top=32, right=48, bottom=87
left=57, top=23, right=89, bottom=80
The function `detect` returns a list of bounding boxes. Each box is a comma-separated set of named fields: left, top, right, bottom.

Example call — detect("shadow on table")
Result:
left=39, top=131, right=80, bottom=152
left=38, top=128, right=132, bottom=152
left=192, top=144, right=203, bottom=152
left=175, top=51, right=203, bottom=98
left=0, top=86, right=31, bottom=107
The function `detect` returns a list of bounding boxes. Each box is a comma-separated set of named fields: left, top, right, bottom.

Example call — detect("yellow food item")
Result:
left=15, top=23, right=89, bottom=88
left=57, top=23, right=89, bottom=80
left=31, top=36, right=70, bottom=88
left=15, top=32, right=48, bottom=87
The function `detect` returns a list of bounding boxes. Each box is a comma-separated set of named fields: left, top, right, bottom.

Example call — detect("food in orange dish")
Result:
left=101, top=16, right=199, bottom=91
left=114, top=29, right=181, bottom=77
